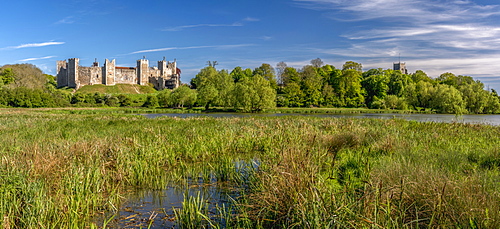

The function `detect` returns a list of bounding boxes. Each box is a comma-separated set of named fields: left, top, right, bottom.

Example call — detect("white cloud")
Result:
left=162, top=17, right=259, bottom=32
left=243, top=17, right=260, bottom=22
left=55, top=16, right=75, bottom=24
left=162, top=22, right=243, bottom=32
left=2, top=41, right=65, bottom=50
left=18, top=56, right=56, bottom=62
left=129, top=44, right=254, bottom=54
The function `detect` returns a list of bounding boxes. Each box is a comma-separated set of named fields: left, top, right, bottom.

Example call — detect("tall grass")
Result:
left=0, top=108, right=498, bottom=228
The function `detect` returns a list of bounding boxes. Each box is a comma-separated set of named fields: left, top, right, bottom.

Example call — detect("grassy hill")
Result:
left=77, top=84, right=156, bottom=94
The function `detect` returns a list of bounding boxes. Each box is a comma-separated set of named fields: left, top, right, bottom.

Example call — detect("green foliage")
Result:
left=387, top=69, right=413, bottom=96
left=430, top=84, right=466, bottom=114
left=157, top=89, right=172, bottom=107
left=0, top=68, right=15, bottom=86
left=193, top=66, right=234, bottom=109
left=342, top=61, right=363, bottom=72
left=300, top=65, right=323, bottom=106
left=143, top=95, right=159, bottom=108
left=171, top=85, right=197, bottom=108
left=282, top=82, right=304, bottom=107
left=116, top=94, right=132, bottom=107
left=384, top=94, right=408, bottom=110
left=230, top=66, right=252, bottom=83
left=253, top=63, right=277, bottom=89
left=1, top=64, right=46, bottom=89
left=362, top=70, right=389, bottom=106
left=232, top=74, right=276, bottom=112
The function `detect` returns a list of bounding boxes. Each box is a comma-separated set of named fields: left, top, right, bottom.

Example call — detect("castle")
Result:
left=393, top=61, right=408, bottom=74
left=56, top=57, right=180, bottom=90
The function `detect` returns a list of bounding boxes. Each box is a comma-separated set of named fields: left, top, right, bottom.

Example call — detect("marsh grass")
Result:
left=0, top=109, right=498, bottom=228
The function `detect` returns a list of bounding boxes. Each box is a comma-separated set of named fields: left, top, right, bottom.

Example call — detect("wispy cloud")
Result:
left=162, top=22, right=243, bottom=32
left=285, top=0, right=500, bottom=92
left=294, top=0, right=500, bottom=79
left=2, top=41, right=65, bottom=50
left=260, top=36, right=273, bottom=40
left=18, top=56, right=56, bottom=62
left=163, top=17, right=260, bottom=32
left=129, top=44, right=254, bottom=54
left=55, top=16, right=75, bottom=24
left=243, top=17, right=260, bottom=22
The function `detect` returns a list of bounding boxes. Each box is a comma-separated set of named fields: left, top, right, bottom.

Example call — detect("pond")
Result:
left=141, top=112, right=500, bottom=126
left=96, top=182, right=239, bottom=228
left=95, top=160, right=259, bottom=228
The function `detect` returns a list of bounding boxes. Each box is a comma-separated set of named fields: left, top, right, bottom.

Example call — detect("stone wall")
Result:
left=56, top=57, right=180, bottom=90
left=115, top=68, right=137, bottom=84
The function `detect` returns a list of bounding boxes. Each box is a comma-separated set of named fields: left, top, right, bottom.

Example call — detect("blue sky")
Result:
left=1, top=0, right=500, bottom=91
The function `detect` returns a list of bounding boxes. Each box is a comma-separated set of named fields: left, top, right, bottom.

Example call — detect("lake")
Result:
left=141, top=112, right=500, bottom=126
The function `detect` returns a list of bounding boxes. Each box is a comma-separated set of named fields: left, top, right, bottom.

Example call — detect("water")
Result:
left=141, top=112, right=500, bottom=126
left=96, top=181, right=240, bottom=228
left=96, top=160, right=259, bottom=228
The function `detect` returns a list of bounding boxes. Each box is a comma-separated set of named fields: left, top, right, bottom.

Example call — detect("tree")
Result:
left=282, top=67, right=300, bottom=86
left=310, top=58, right=324, bottom=68
left=387, top=69, right=412, bottom=97
left=276, top=61, right=287, bottom=86
left=157, top=89, right=172, bottom=107
left=117, top=94, right=132, bottom=107
left=143, top=95, right=159, bottom=108
left=362, top=72, right=389, bottom=107
left=300, top=65, right=323, bottom=106
left=171, top=85, right=197, bottom=108
left=193, top=66, right=235, bottom=109
left=0, top=68, right=15, bottom=86
left=193, top=66, right=219, bottom=109
left=411, top=70, right=433, bottom=83
left=342, top=61, right=362, bottom=73
left=253, top=63, right=277, bottom=89
left=1, top=64, right=46, bottom=89
left=230, top=66, right=252, bottom=83
left=232, top=74, right=276, bottom=112
left=321, top=83, right=336, bottom=107
left=332, top=69, right=365, bottom=107
left=207, top=61, right=218, bottom=68
left=430, top=84, right=466, bottom=114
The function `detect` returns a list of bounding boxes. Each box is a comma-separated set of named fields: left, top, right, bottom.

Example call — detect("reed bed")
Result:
left=0, top=109, right=498, bottom=228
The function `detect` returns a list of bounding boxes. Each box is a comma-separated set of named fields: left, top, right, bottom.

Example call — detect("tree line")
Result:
left=1, top=61, right=499, bottom=114
left=188, top=59, right=500, bottom=114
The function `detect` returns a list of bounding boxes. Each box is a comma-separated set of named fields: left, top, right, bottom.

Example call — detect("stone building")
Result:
left=393, top=62, right=408, bottom=74
left=56, top=57, right=180, bottom=90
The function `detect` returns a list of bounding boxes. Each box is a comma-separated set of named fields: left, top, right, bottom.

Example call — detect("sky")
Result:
left=1, top=0, right=500, bottom=91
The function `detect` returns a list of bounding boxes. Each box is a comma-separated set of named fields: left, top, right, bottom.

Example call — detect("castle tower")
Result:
left=56, top=60, right=68, bottom=87
left=137, top=58, right=149, bottom=85
left=158, top=57, right=167, bottom=77
left=393, top=62, right=408, bottom=74
left=68, top=58, right=79, bottom=88
left=103, top=59, right=116, bottom=85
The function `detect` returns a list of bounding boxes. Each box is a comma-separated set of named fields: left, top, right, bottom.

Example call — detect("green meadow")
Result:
left=0, top=108, right=499, bottom=228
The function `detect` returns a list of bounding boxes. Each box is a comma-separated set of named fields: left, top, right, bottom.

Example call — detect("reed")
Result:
left=0, top=108, right=498, bottom=228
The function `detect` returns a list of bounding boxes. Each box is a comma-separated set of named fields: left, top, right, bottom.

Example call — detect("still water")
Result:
left=142, top=112, right=500, bottom=126
left=96, top=180, right=240, bottom=228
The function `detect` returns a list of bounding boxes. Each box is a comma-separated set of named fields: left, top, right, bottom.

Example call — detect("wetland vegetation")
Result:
left=0, top=108, right=499, bottom=228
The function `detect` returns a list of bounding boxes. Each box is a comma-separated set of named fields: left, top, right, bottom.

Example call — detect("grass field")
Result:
left=0, top=108, right=498, bottom=228
left=77, top=84, right=157, bottom=94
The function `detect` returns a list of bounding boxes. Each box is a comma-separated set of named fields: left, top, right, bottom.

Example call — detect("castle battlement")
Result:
left=56, top=57, right=180, bottom=90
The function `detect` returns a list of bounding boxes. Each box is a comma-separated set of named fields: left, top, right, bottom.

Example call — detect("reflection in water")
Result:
left=96, top=160, right=259, bottom=228
left=141, top=112, right=500, bottom=126
left=98, top=181, right=240, bottom=228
